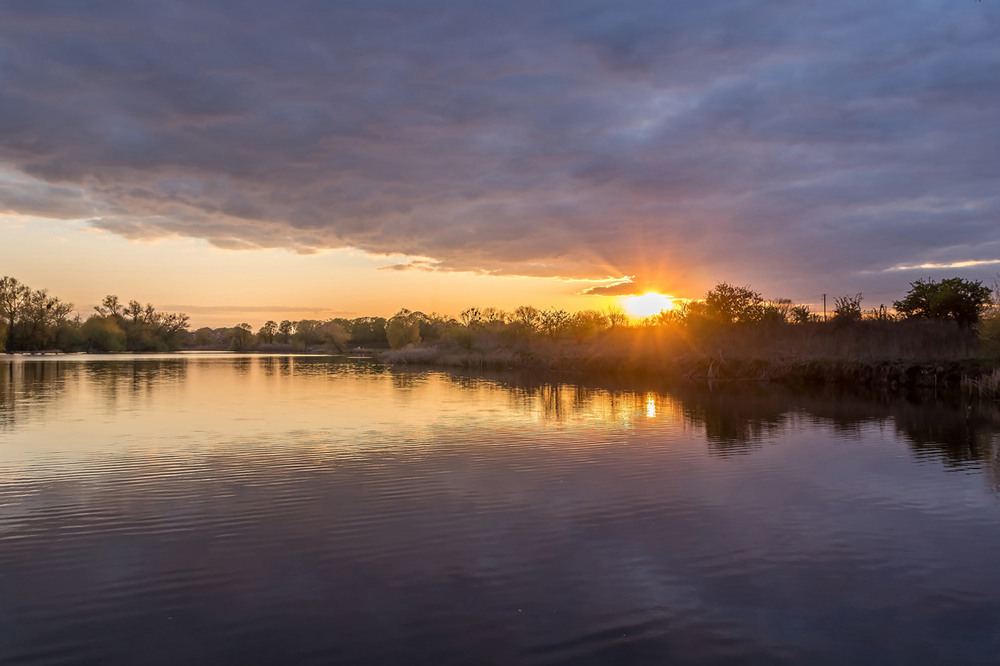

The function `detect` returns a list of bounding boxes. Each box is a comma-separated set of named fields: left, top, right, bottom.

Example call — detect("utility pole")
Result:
left=822, top=294, right=827, bottom=321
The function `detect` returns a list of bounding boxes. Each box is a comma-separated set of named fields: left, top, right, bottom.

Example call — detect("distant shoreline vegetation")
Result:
left=2, top=275, right=999, bottom=387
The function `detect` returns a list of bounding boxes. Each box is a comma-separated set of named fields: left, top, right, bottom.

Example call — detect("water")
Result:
left=1, top=354, right=999, bottom=665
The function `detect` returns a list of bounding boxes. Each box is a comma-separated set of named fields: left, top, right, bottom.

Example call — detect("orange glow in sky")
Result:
left=0, top=214, right=615, bottom=328
left=622, top=292, right=673, bottom=319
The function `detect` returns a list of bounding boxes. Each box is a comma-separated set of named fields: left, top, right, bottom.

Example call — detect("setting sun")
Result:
left=622, top=292, right=674, bottom=319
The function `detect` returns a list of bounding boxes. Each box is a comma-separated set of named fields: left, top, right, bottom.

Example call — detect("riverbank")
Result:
left=377, top=345, right=999, bottom=393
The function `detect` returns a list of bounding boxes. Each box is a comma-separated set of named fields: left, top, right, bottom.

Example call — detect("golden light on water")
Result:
left=622, top=292, right=674, bottom=319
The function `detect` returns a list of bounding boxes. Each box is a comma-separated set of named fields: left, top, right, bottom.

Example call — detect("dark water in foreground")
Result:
left=1, top=354, right=999, bottom=665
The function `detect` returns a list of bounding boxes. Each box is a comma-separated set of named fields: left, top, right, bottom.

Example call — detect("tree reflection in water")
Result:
left=433, top=369, right=1000, bottom=492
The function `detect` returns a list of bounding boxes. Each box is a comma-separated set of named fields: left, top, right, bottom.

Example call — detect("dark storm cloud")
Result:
left=1, top=0, right=998, bottom=299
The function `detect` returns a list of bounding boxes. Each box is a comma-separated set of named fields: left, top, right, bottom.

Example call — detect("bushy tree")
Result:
left=386, top=309, right=422, bottom=349
left=893, top=277, right=992, bottom=327
left=192, top=327, right=220, bottom=347
left=319, top=320, right=350, bottom=351
left=510, top=306, right=541, bottom=336
left=16, top=288, right=74, bottom=349
left=55, top=318, right=86, bottom=351
left=292, top=320, right=324, bottom=348
left=789, top=304, right=813, bottom=324
left=94, top=295, right=189, bottom=351
left=0, top=277, right=75, bottom=351
left=228, top=323, right=255, bottom=351
left=539, top=307, right=572, bottom=339
left=292, top=319, right=350, bottom=351
left=417, top=312, right=457, bottom=341
left=704, top=283, right=765, bottom=324
left=348, top=317, right=386, bottom=345
left=761, top=299, right=792, bottom=326
left=81, top=315, right=127, bottom=352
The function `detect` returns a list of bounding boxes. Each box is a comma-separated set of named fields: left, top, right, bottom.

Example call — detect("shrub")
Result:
left=893, top=277, right=992, bottom=326
left=704, top=283, right=764, bottom=324
left=833, top=293, right=863, bottom=324
left=81, top=315, right=127, bottom=352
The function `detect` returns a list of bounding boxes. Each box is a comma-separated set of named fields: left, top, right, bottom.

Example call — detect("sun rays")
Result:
left=621, top=292, right=674, bottom=319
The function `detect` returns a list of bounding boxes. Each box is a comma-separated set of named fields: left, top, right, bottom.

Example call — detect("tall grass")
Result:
left=379, top=318, right=991, bottom=387
left=965, top=368, right=1000, bottom=400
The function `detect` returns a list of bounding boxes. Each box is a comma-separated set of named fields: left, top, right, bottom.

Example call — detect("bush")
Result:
left=81, top=315, right=127, bottom=352
left=894, top=277, right=992, bottom=326
left=833, top=293, right=863, bottom=325
left=704, top=283, right=764, bottom=324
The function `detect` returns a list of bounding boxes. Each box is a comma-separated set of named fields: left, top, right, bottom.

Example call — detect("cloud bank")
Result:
left=2, top=0, right=999, bottom=298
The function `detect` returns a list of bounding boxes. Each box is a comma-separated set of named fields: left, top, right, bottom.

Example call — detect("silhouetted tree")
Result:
left=605, top=305, right=629, bottom=328
left=0, top=276, right=31, bottom=351
left=14, top=289, right=73, bottom=350
left=229, top=323, right=254, bottom=351
left=833, top=293, right=863, bottom=325
left=761, top=298, right=792, bottom=326
left=460, top=307, right=483, bottom=328
left=790, top=304, right=813, bottom=324
left=481, top=307, right=509, bottom=326
left=893, top=278, right=992, bottom=327
left=704, top=282, right=765, bottom=324
left=0, top=277, right=74, bottom=351
left=277, top=320, right=295, bottom=343
left=257, top=320, right=278, bottom=343
left=94, top=295, right=188, bottom=351
left=292, top=320, right=323, bottom=348
left=539, top=307, right=572, bottom=339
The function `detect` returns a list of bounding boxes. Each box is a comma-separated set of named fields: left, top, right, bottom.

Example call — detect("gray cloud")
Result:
left=1, top=0, right=998, bottom=300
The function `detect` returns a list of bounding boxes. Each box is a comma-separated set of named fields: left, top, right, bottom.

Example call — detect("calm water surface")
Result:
left=1, top=354, right=999, bottom=665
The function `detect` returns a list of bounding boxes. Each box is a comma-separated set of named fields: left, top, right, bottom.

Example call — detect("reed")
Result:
left=965, top=368, right=1000, bottom=399
left=377, top=318, right=997, bottom=390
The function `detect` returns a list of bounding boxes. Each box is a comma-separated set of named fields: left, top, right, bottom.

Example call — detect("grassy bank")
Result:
left=377, top=320, right=999, bottom=392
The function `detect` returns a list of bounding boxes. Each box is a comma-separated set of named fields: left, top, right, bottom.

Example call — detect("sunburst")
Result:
left=621, top=292, right=673, bottom=319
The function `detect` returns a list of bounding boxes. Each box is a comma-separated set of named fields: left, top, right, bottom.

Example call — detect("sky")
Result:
left=1, top=0, right=998, bottom=327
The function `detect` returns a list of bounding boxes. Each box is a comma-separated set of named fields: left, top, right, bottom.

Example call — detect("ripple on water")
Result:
left=2, top=358, right=1000, bottom=664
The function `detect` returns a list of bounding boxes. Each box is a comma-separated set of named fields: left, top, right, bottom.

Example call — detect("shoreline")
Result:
left=375, top=347, right=999, bottom=393
left=5, top=347, right=997, bottom=396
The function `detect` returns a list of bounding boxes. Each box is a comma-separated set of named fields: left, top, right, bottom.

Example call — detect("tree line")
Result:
left=1, top=274, right=997, bottom=355
left=0, top=277, right=192, bottom=352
